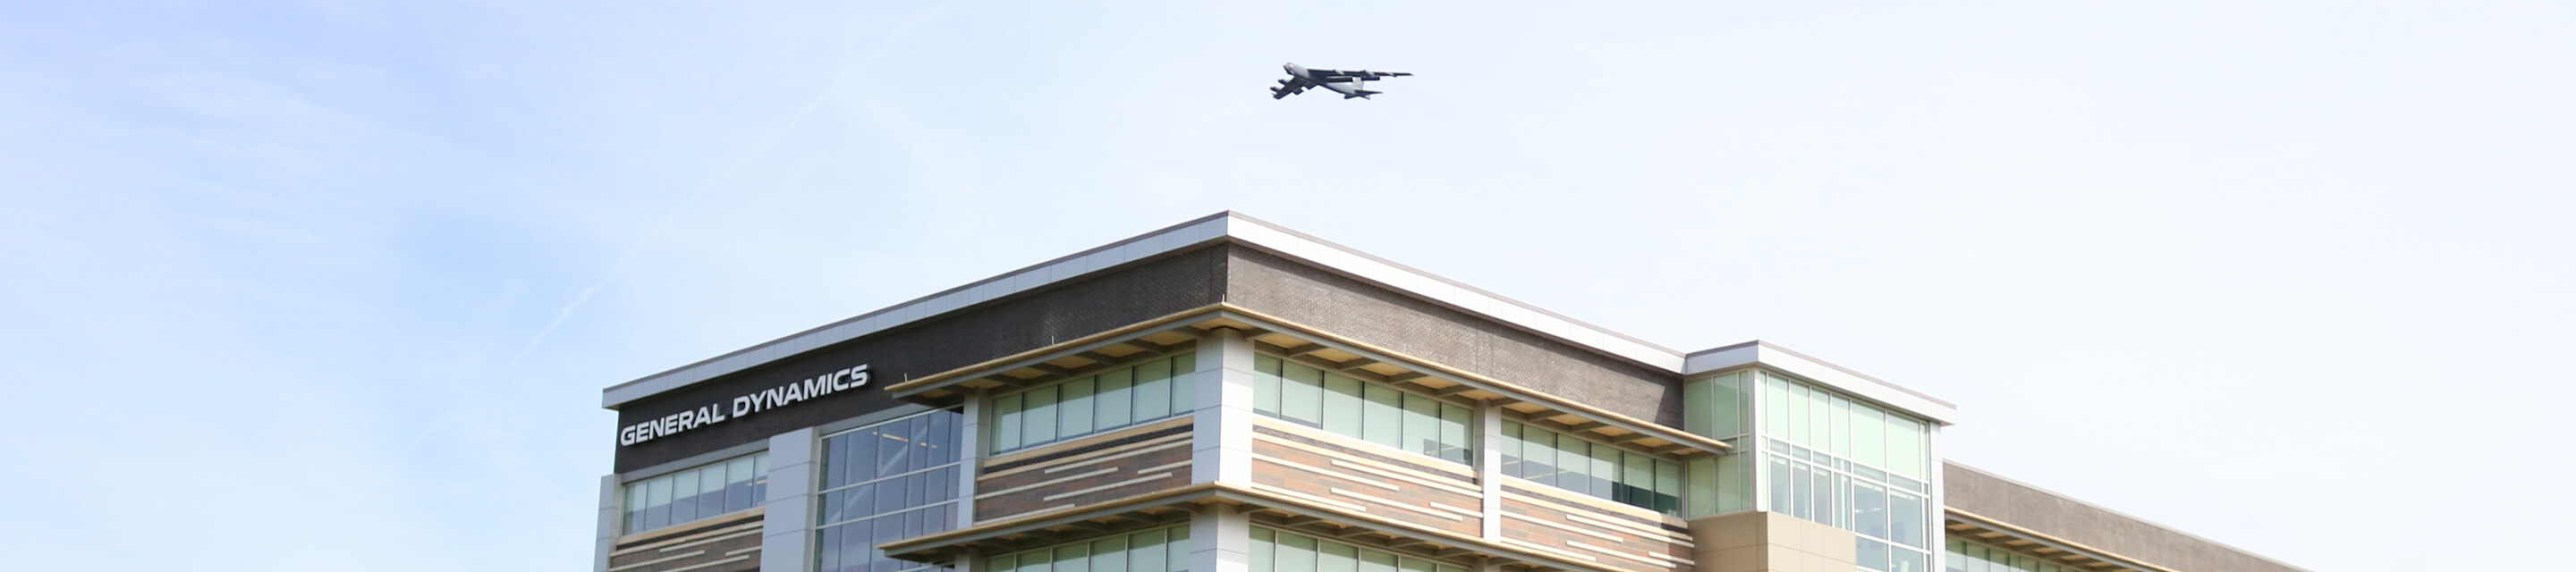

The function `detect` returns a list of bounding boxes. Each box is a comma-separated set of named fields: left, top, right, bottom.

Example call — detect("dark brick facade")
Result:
left=1222, top=246, right=1684, bottom=427
left=614, top=247, right=1227, bottom=473
left=1943, top=463, right=2304, bottom=572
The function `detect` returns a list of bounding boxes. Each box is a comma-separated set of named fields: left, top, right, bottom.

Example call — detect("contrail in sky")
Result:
left=492, top=2, right=959, bottom=379
left=401, top=3, right=960, bottom=466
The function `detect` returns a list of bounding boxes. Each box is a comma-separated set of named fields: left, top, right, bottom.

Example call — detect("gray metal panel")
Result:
left=593, top=474, right=621, bottom=572
left=760, top=428, right=819, bottom=572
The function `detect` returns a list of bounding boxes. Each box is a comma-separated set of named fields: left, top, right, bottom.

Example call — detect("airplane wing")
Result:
left=1271, top=75, right=1312, bottom=99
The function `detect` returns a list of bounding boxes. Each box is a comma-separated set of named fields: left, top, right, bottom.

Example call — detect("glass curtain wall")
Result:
left=1495, top=421, right=1682, bottom=515
left=623, top=451, right=768, bottom=534
left=987, top=526, right=1191, bottom=572
left=1250, top=354, right=1471, bottom=464
left=1761, top=372, right=1935, bottom=572
left=817, top=410, right=965, bottom=572
left=1250, top=528, right=1472, bottom=572
left=991, top=353, right=1196, bottom=454
left=1682, top=371, right=1756, bottom=517
left=1687, top=370, right=1939, bottom=572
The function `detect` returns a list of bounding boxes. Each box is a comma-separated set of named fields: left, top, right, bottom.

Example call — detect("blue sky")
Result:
left=3, top=2, right=2570, bottom=570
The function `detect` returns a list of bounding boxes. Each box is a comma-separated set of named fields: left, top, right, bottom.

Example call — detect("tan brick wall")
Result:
left=974, top=420, right=1194, bottom=522
left=1497, top=483, right=1694, bottom=572
left=1248, top=418, right=1484, bottom=538
left=607, top=509, right=764, bottom=572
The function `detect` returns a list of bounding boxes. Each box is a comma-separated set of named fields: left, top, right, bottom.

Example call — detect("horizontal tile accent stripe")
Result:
left=1498, top=496, right=1690, bottom=572
left=660, top=530, right=761, bottom=553
left=610, top=551, right=705, bottom=571
left=1251, top=483, right=1371, bottom=512
left=1329, top=487, right=1465, bottom=521
left=1043, top=472, right=1179, bottom=501
left=1252, top=437, right=1483, bottom=537
left=1501, top=511, right=1625, bottom=543
left=614, top=517, right=766, bottom=553
left=977, top=467, right=1118, bottom=500
left=1565, top=540, right=1686, bottom=568
left=1252, top=454, right=1401, bottom=492
left=663, top=556, right=754, bottom=572
left=1500, top=484, right=1689, bottom=534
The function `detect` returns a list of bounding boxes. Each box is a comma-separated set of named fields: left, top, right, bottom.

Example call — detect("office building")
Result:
left=594, top=213, right=2307, bottom=572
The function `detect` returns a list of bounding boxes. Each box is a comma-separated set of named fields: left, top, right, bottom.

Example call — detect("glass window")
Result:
left=1767, top=454, right=1792, bottom=513
left=1855, top=481, right=1889, bottom=540
left=1136, top=359, right=1174, bottom=421
left=1282, top=363, right=1325, bottom=425
left=994, top=393, right=1026, bottom=454
left=1360, top=550, right=1396, bottom=572
left=1253, top=352, right=1475, bottom=464
left=1024, top=386, right=1060, bottom=445
left=1165, top=526, right=1190, bottom=572
left=1436, top=403, right=1471, bottom=464
left=1401, top=394, right=1439, bottom=457
left=623, top=450, right=770, bottom=534
left=1253, top=527, right=1466, bottom=572
left=1059, top=377, right=1097, bottom=439
left=1521, top=429, right=1556, bottom=485
left=1250, top=528, right=1275, bottom=572
left=1504, top=421, right=1682, bottom=516
left=1890, top=490, right=1926, bottom=548
left=991, top=353, right=1198, bottom=454
left=1254, top=355, right=1284, bottom=416
left=1763, top=375, right=1790, bottom=436
left=815, top=411, right=964, bottom=572
left=1132, top=528, right=1169, bottom=572
left=1055, top=544, right=1090, bottom=572
left=1588, top=442, right=1618, bottom=499
left=1853, top=406, right=1885, bottom=470
left=1322, top=374, right=1364, bottom=436
left=1362, top=384, right=1403, bottom=449
left=1277, top=533, right=1318, bottom=572
left=1319, top=543, right=1358, bottom=572
left=1097, top=369, right=1135, bottom=431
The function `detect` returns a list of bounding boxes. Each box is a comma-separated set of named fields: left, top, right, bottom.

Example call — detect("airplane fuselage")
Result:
left=1274, top=63, right=1406, bottom=99
left=1285, top=63, right=1367, bottom=97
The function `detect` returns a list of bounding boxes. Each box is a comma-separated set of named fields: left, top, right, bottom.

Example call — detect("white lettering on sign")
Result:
left=619, top=365, right=870, bottom=446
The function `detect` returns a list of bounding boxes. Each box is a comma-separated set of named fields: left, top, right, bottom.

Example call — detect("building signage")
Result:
left=618, top=365, right=870, bottom=446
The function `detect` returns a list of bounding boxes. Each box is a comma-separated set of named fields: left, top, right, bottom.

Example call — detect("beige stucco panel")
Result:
left=1687, top=512, right=1856, bottom=572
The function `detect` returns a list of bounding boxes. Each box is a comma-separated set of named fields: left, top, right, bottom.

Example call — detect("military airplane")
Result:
left=1271, top=63, right=1412, bottom=99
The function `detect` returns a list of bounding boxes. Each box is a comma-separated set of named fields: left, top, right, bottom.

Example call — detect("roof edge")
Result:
left=1682, top=340, right=1960, bottom=425
left=1945, top=461, right=2316, bottom=572
left=602, top=212, right=1954, bottom=414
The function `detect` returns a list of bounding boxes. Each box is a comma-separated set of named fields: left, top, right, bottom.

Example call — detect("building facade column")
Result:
left=1188, top=327, right=1257, bottom=572
left=760, top=427, right=821, bottom=572
left=1190, top=506, right=1253, bottom=572
left=1477, top=402, right=1504, bottom=540
left=958, top=391, right=986, bottom=528
left=594, top=474, right=623, bottom=572
left=1190, top=327, right=1256, bottom=485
